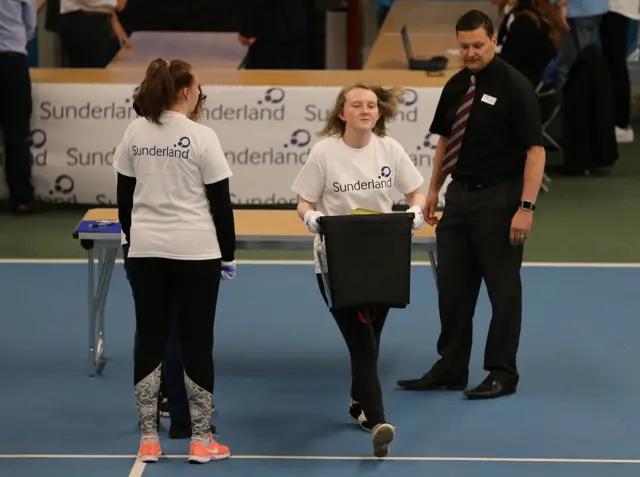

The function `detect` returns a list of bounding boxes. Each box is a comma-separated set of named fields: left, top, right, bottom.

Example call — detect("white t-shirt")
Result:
left=60, top=0, right=117, bottom=14
left=291, top=134, right=424, bottom=272
left=610, top=0, right=640, bottom=19
left=112, top=110, right=233, bottom=260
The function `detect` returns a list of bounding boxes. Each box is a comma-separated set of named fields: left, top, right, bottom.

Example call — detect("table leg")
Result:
left=88, top=246, right=118, bottom=376
left=88, top=247, right=95, bottom=375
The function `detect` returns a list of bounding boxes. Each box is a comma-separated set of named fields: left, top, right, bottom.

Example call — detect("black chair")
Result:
left=316, top=213, right=414, bottom=313
left=535, top=55, right=561, bottom=192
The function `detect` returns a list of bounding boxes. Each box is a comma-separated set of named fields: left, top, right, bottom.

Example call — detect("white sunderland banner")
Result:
left=0, top=83, right=451, bottom=207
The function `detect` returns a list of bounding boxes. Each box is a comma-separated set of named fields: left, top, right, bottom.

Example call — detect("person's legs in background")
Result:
left=57, top=11, right=120, bottom=68
left=600, top=11, right=634, bottom=142
left=554, top=16, right=603, bottom=91
left=244, top=41, right=308, bottom=69
left=0, top=52, right=39, bottom=214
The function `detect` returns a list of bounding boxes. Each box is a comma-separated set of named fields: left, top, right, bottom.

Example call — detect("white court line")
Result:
left=0, top=454, right=639, bottom=464
left=0, top=259, right=639, bottom=268
left=128, top=458, right=146, bottom=477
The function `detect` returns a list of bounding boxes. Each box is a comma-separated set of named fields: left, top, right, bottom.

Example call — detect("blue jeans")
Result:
left=126, top=247, right=189, bottom=420
left=555, top=15, right=603, bottom=91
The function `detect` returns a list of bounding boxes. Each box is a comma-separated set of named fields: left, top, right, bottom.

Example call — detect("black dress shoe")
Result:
left=396, top=372, right=467, bottom=391
left=11, top=201, right=48, bottom=215
left=463, top=376, right=517, bottom=400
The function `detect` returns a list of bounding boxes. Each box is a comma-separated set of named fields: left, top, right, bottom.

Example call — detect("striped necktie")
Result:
left=442, top=74, right=476, bottom=175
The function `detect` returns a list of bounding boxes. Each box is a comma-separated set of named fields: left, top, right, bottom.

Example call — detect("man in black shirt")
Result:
left=396, top=10, right=545, bottom=399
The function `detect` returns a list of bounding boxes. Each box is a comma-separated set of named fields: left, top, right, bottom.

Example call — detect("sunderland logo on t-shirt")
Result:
left=332, top=166, right=392, bottom=193
left=131, top=136, right=191, bottom=159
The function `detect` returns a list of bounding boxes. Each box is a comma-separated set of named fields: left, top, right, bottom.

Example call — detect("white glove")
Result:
left=304, top=210, right=324, bottom=234
left=407, top=205, right=425, bottom=230
left=221, top=260, right=236, bottom=280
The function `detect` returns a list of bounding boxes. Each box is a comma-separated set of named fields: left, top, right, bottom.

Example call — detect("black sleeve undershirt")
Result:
left=205, top=178, right=236, bottom=262
left=116, top=173, right=135, bottom=250
left=117, top=173, right=236, bottom=262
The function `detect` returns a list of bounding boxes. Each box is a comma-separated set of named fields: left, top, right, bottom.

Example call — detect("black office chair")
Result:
left=535, top=55, right=561, bottom=192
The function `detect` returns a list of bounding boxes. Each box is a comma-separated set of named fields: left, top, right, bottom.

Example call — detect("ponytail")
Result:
left=132, top=58, right=194, bottom=125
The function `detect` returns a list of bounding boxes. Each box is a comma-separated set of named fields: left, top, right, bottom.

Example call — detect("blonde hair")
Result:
left=318, top=83, right=404, bottom=138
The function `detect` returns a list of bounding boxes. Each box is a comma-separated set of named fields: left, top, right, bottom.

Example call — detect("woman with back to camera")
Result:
left=493, top=0, right=562, bottom=85
left=113, top=58, right=236, bottom=464
left=290, top=83, right=427, bottom=457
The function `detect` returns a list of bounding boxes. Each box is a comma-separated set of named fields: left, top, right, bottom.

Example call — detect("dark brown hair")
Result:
left=318, top=83, right=403, bottom=138
left=132, top=58, right=195, bottom=124
left=456, top=9, right=495, bottom=37
left=517, top=0, right=564, bottom=51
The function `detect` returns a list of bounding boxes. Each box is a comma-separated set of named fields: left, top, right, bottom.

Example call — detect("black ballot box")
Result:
left=317, top=212, right=413, bottom=311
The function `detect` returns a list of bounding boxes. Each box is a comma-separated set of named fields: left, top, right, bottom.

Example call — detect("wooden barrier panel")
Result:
left=29, top=68, right=456, bottom=87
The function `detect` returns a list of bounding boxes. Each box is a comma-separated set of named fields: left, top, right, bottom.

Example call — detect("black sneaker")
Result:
left=349, top=399, right=373, bottom=432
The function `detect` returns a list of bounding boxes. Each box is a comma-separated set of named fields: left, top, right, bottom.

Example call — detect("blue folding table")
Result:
left=73, top=209, right=121, bottom=376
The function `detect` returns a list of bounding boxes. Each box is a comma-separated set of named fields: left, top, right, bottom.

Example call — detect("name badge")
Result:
left=481, top=94, right=497, bottom=106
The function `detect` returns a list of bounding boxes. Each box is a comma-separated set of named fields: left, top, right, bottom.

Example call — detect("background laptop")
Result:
left=401, top=25, right=448, bottom=72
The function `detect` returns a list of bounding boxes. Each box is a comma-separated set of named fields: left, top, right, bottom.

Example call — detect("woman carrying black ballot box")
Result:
left=113, top=58, right=236, bottom=464
left=291, top=83, right=427, bottom=457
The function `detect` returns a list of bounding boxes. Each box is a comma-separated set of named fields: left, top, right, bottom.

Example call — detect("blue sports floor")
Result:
left=0, top=261, right=639, bottom=477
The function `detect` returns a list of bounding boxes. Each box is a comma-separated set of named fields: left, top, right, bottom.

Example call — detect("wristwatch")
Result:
left=520, top=200, right=536, bottom=211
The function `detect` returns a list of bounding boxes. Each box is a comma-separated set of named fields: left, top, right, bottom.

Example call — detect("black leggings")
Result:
left=316, top=274, right=389, bottom=426
left=127, top=257, right=221, bottom=435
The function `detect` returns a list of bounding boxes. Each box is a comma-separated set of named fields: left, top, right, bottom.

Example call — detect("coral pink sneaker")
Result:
left=137, top=433, right=162, bottom=463
left=188, top=433, right=231, bottom=463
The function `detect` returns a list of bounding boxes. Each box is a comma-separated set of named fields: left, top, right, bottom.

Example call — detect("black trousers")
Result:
left=432, top=177, right=524, bottom=383
left=0, top=52, right=35, bottom=206
left=600, top=12, right=631, bottom=129
left=316, top=274, right=389, bottom=426
left=127, top=257, right=221, bottom=394
left=58, top=11, right=120, bottom=68
left=244, top=41, right=308, bottom=69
